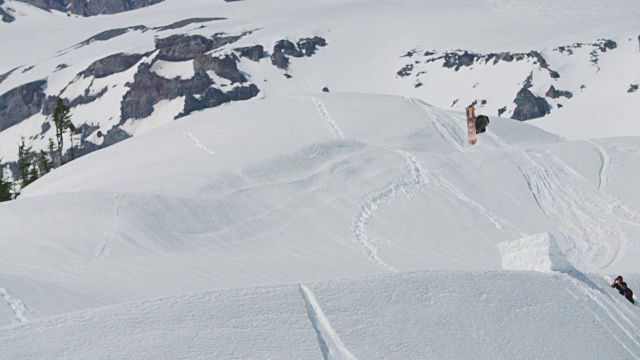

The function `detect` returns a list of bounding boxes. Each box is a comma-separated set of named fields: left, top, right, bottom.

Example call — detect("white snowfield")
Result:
left=2, top=93, right=640, bottom=358
left=1, top=0, right=640, bottom=163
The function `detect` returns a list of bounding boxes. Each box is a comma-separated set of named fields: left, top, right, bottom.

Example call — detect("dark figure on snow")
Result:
left=611, top=276, right=634, bottom=304
left=475, top=115, right=490, bottom=134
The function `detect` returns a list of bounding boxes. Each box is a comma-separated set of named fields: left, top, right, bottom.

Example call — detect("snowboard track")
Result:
left=299, top=284, right=358, bottom=360
left=0, top=287, right=28, bottom=323
left=309, top=96, right=346, bottom=139
left=182, top=131, right=216, bottom=156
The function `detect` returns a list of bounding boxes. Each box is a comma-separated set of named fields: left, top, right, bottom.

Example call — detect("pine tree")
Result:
left=36, top=150, right=51, bottom=176
left=52, top=98, right=72, bottom=166
left=68, top=122, right=77, bottom=161
left=48, top=137, right=57, bottom=168
left=0, top=161, right=11, bottom=202
left=17, top=137, right=31, bottom=186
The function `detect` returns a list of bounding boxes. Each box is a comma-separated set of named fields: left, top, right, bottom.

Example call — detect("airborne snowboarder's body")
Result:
left=475, top=115, right=490, bottom=134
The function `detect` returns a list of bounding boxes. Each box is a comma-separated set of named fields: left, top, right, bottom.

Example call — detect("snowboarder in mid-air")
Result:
left=475, top=115, right=490, bottom=134
left=611, top=276, right=635, bottom=304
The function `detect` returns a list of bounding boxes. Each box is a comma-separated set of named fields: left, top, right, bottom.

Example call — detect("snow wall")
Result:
left=497, top=232, right=574, bottom=273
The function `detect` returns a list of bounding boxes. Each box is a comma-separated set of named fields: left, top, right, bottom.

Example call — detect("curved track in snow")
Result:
left=0, top=287, right=28, bottom=323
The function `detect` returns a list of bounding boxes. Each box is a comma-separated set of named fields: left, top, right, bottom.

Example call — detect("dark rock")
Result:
left=414, top=82, right=423, bottom=88
left=155, top=33, right=242, bottom=61
left=557, top=104, right=563, bottom=109
left=42, top=96, right=69, bottom=116
left=322, top=87, right=330, bottom=93
left=55, top=64, right=69, bottom=72
left=19, top=0, right=165, bottom=16
left=401, top=49, right=417, bottom=58
left=77, top=26, right=147, bottom=47
left=512, top=87, right=551, bottom=120
left=69, top=86, right=108, bottom=107
left=545, top=85, right=573, bottom=99
left=638, top=35, right=640, bottom=51
left=101, top=126, right=131, bottom=147
left=442, top=51, right=478, bottom=71
left=628, top=84, right=639, bottom=93
left=181, top=84, right=258, bottom=117
left=41, top=121, right=51, bottom=135
left=0, top=68, right=17, bottom=85
left=284, top=73, right=292, bottom=79
left=155, top=17, right=226, bottom=31
left=271, top=51, right=290, bottom=70
left=397, top=64, right=413, bottom=78
left=120, top=64, right=212, bottom=121
left=423, top=50, right=437, bottom=56
left=194, top=54, right=246, bottom=84
left=598, top=39, right=617, bottom=52
left=81, top=53, right=144, bottom=78
left=0, top=1, right=15, bottom=23
left=0, top=80, right=46, bottom=132
left=498, top=107, right=507, bottom=116
left=481, top=100, right=487, bottom=105
left=297, top=37, right=327, bottom=56
left=235, top=45, right=265, bottom=62
left=274, top=40, right=303, bottom=58
left=22, top=66, right=35, bottom=73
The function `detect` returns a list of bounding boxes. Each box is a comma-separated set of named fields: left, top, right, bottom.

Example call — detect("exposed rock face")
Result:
left=120, top=64, right=212, bottom=121
left=270, top=37, right=327, bottom=70
left=155, top=17, right=226, bottom=31
left=512, top=87, right=550, bottom=120
left=81, top=53, right=144, bottom=78
left=18, top=0, right=165, bottom=16
left=546, top=85, right=573, bottom=99
left=181, top=84, right=259, bottom=116
left=155, top=33, right=242, bottom=62
left=0, top=80, right=46, bottom=132
left=235, top=45, right=265, bottom=62
left=194, top=55, right=246, bottom=84
left=443, top=51, right=478, bottom=70
left=0, top=68, right=17, bottom=85
left=0, top=0, right=15, bottom=23
left=77, top=26, right=147, bottom=47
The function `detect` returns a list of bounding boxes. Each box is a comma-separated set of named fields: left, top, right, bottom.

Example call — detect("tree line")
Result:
left=0, top=98, right=76, bottom=202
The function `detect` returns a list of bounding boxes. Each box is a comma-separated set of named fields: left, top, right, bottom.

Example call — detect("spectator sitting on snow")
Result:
left=611, top=276, right=625, bottom=295
left=619, top=282, right=635, bottom=304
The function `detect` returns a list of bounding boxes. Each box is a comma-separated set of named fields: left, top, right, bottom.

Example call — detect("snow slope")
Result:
left=1, top=93, right=640, bottom=357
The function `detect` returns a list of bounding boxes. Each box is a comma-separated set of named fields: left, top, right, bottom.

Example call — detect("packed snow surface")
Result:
left=1, top=93, right=640, bottom=358
left=498, top=232, right=574, bottom=272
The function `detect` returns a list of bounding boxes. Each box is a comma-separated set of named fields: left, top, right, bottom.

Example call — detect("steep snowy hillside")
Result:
left=1, top=0, right=639, bottom=169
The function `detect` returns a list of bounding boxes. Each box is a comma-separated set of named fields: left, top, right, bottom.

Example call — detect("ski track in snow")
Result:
left=516, top=148, right=632, bottom=271
left=0, top=287, right=29, bottom=323
left=587, top=140, right=610, bottom=190
left=182, top=132, right=216, bottom=155
left=350, top=151, right=430, bottom=271
left=299, top=284, right=358, bottom=360
left=308, top=96, right=346, bottom=140
left=564, top=275, right=640, bottom=359
left=404, top=97, right=467, bottom=152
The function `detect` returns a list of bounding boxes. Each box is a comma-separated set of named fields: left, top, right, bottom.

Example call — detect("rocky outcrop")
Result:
left=512, top=87, right=550, bottom=120
left=18, top=0, right=165, bottom=16
left=81, top=53, right=144, bottom=78
left=0, top=68, right=16, bottom=85
left=235, top=45, right=266, bottom=62
left=270, top=37, right=327, bottom=70
left=77, top=26, right=147, bottom=47
left=181, top=84, right=259, bottom=117
left=629, top=84, right=639, bottom=93
left=194, top=54, right=247, bottom=84
left=155, top=33, right=242, bottom=62
left=0, top=80, right=46, bottom=132
left=155, top=17, right=226, bottom=31
left=120, top=64, right=212, bottom=121
left=0, top=0, right=15, bottom=23
left=546, top=85, right=573, bottom=99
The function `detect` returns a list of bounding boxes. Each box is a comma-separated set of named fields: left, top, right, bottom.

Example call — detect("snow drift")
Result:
left=497, top=232, right=574, bottom=273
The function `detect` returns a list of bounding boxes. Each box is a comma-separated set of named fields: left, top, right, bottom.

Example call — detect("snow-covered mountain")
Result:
left=2, top=0, right=640, bottom=358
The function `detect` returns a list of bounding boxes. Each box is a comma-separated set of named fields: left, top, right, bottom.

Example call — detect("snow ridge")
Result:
left=299, top=284, right=358, bottom=360
left=309, top=96, right=346, bottom=139
left=0, top=287, right=28, bottom=323
left=405, top=97, right=467, bottom=152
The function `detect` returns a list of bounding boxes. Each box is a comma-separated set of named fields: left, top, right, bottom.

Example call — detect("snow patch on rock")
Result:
left=497, top=232, right=574, bottom=273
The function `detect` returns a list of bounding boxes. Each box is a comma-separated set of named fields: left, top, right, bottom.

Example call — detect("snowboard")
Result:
left=466, top=105, right=477, bottom=145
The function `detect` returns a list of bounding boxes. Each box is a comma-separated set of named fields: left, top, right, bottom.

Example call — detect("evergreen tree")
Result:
left=68, top=122, right=77, bottom=161
left=0, top=161, right=11, bottom=202
left=52, top=98, right=73, bottom=166
left=48, top=137, right=57, bottom=168
left=36, top=150, right=51, bottom=176
left=17, top=137, right=32, bottom=186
